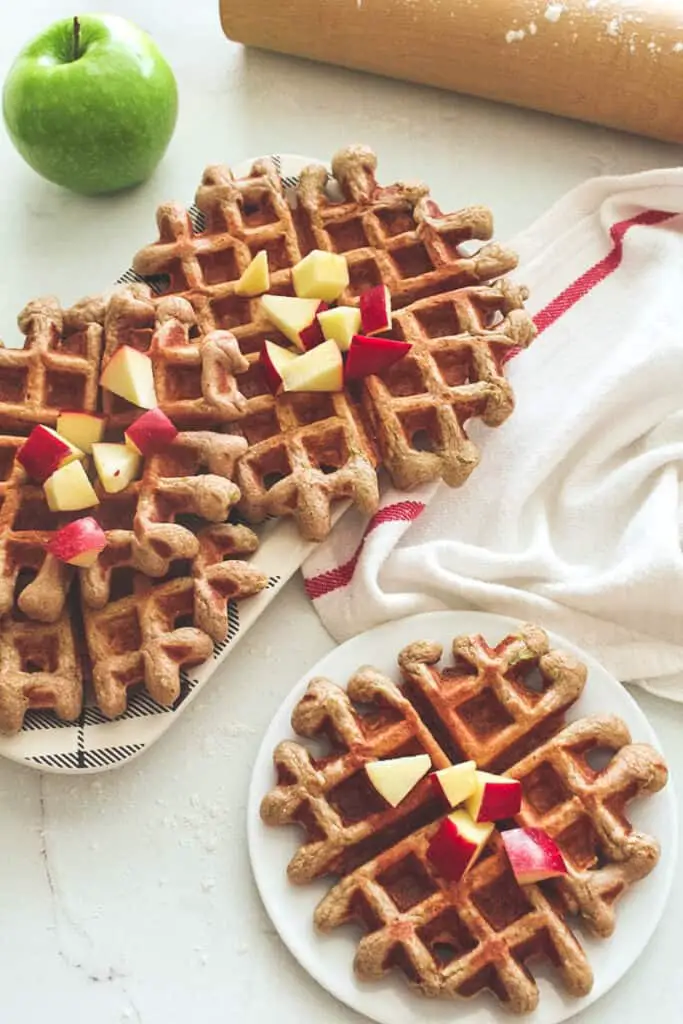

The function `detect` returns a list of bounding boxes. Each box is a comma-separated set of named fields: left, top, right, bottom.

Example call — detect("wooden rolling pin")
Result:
left=220, top=0, right=683, bottom=144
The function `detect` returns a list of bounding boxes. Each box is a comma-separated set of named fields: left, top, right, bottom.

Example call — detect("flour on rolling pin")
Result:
left=220, top=0, right=683, bottom=143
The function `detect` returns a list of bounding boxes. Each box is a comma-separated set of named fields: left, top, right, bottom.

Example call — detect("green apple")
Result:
left=3, top=14, right=178, bottom=195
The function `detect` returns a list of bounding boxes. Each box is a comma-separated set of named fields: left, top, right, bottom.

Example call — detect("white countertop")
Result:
left=1, top=2, right=682, bottom=1021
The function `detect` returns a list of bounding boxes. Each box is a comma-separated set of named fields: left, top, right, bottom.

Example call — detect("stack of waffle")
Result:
left=0, top=297, right=268, bottom=734
left=0, top=146, right=535, bottom=734
left=120, top=144, right=536, bottom=538
left=261, top=625, right=668, bottom=1014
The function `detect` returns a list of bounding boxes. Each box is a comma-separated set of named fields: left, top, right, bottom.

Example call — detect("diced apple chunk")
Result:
left=235, top=250, right=270, bottom=296
left=431, top=761, right=477, bottom=809
left=501, top=827, right=567, bottom=885
left=292, top=249, right=349, bottom=302
left=318, top=306, right=362, bottom=352
left=260, top=341, right=298, bottom=395
left=47, top=517, right=107, bottom=568
left=56, top=411, right=106, bottom=455
left=44, top=461, right=99, bottom=512
left=100, top=346, right=157, bottom=409
left=427, top=811, right=494, bottom=883
left=260, top=295, right=323, bottom=351
left=18, top=425, right=83, bottom=485
left=17, top=425, right=84, bottom=483
left=92, top=443, right=142, bottom=495
left=124, top=409, right=178, bottom=456
left=299, top=302, right=329, bottom=350
left=280, top=340, right=343, bottom=393
left=360, top=284, right=392, bottom=335
left=466, top=770, right=522, bottom=823
left=365, top=753, right=431, bottom=807
left=344, top=334, right=411, bottom=381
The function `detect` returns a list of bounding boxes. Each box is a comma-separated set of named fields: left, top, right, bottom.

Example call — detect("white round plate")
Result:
left=247, top=610, right=678, bottom=1024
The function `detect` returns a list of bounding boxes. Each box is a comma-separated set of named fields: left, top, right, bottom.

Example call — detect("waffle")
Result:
left=80, top=429, right=250, bottom=607
left=0, top=607, right=83, bottom=735
left=0, top=435, right=74, bottom=624
left=82, top=573, right=214, bottom=719
left=128, top=146, right=535, bottom=537
left=0, top=295, right=105, bottom=434
left=82, top=522, right=268, bottom=718
left=314, top=825, right=593, bottom=1013
left=192, top=522, right=268, bottom=641
left=261, top=668, right=452, bottom=884
left=508, top=714, right=668, bottom=938
left=397, top=624, right=588, bottom=772
left=261, top=624, right=668, bottom=1012
left=235, top=391, right=379, bottom=541
left=0, top=296, right=267, bottom=725
left=301, top=149, right=537, bottom=490
left=364, top=279, right=533, bottom=488
left=102, top=285, right=249, bottom=431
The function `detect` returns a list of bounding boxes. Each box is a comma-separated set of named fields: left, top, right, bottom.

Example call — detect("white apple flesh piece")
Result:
left=260, top=295, right=323, bottom=351
left=124, top=408, right=178, bottom=456
left=260, top=340, right=298, bottom=395
left=466, top=770, right=523, bottom=823
left=235, top=249, right=270, bottom=296
left=17, top=424, right=84, bottom=483
left=427, top=810, right=494, bottom=883
left=431, top=761, right=478, bottom=809
left=92, top=443, right=142, bottom=494
left=99, top=345, right=157, bottom=408
left=292, top=249, right=350, bottom=302
left=501, top=827, right=568, bottom=884
left=360, top=284, right=392, bottom=335
left=344, top=334, right=412, bottom=381
left=280, top=339, right=343, bottom=393
left=365, top=753, right=431, bottom=808
left=47, top=516, right=107, bottom=567
left=56, top=410, right=105, bottom=455
left=44, top=460, right=99, bottom=512
left=318, top=306, right=362, bottom=352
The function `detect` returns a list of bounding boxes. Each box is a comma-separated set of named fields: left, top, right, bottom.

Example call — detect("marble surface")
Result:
left=0, top=2, right=682, bottom=1021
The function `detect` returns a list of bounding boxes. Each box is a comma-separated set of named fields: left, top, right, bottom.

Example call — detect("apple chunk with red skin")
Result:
left=281, top=340, right=343, bottom=393
left=260, top=341, right=298, bottom=395
left=100, top=345, right=157, bottom=408
left=17, top=425, right=84, bottom=483
left=365, top=753, right=431, bottom=808
left=345, top=334, right=411, bottom=382
left=466, top=770, right=522, bottom=823
left=430, top=760, right=477, bottom=809
left=124, top=408, right=178, bottom=456
left=427, top=810, right=494, bottom=883
left=260, top=295, right=325, bottom=352
left=299, top=303, right=329, bottom=351
left=360, top=284, right=392, bottom=335
left=47, top=517, right=107, bottom=568
left=44, top=460, right=99, bottom=512
left=501, top=827, right=567, bottom=884
left=56, top=411, right=105, bottom=455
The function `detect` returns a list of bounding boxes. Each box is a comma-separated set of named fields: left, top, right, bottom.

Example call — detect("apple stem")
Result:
left=73, top=16, right=81, bottom=62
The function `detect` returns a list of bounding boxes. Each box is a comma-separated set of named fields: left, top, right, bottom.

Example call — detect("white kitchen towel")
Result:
left=303, top=169, right=683, bottom=701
